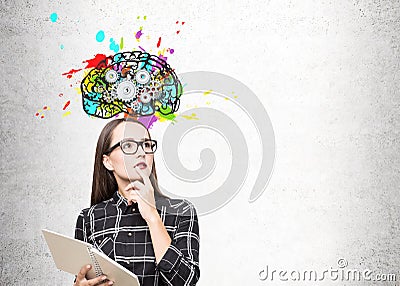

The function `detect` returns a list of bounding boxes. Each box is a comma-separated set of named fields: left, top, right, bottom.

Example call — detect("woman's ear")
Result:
left=102, top=154, right=114, bottom=171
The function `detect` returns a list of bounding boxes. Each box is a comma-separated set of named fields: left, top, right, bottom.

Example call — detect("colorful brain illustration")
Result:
left=81, top=51, right=182, bottom=118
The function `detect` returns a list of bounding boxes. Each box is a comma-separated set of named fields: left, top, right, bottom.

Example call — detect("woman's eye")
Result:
left=123, top=143, right=132, bottom=149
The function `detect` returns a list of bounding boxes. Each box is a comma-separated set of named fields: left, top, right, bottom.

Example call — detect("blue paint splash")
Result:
left=60, top=44, right=64, bottom=50
left=50, top=13, right=58, bottom=22
left=96, top=30, right=105, bottom=42
left=109, top=38, right=119, bottom=53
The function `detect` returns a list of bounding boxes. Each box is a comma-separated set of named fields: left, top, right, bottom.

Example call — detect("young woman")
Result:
left=73, top=118, right=200, bottom=286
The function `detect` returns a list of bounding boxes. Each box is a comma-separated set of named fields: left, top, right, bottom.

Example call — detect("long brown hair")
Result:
left=91, top=117, right=168, bottom=206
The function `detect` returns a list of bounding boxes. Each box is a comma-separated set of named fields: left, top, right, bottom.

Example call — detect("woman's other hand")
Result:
left=74, top=264, right=113, bottom=286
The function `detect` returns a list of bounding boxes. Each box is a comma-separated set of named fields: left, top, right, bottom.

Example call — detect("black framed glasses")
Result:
left=104, top=138, right=157, bottom=155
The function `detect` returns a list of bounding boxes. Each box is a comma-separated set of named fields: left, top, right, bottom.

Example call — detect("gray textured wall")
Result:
left=1, top=0, right=399, bottom=285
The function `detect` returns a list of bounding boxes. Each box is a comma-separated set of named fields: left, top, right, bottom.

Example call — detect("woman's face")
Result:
left=103, top=121, right=154, bottom=186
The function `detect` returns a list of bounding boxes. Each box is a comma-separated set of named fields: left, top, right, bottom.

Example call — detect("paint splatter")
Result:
left=176, top=20, right=185, bottom=34
left=62, top=54, right=106, bottom=78
left=62, top=111, right=71, bottom=117
left=169, top=48, right=174, bottom=54
left=120, top=37, right=124, bottom=49
left=60, top=44, right=64, bottom=50
left=109, top=38, right=119, bottom=52
left=157, top=37, right=161, bottom=48
left=35, top=106, right=50, bottom=119
left=50, top=13, right=58, bottom=22
left=82, top=54, right=107, bottom=69
left=157, top=53, right=168, bottom=62
left=63, top=100, right=70, bottom=110
left=62, top=68, right=82, bottom=79
left=96, top=30, right=105, bottom=42
left=58, top=93, right=63, bottom=97
left=135, top=28, right=143, bottom=40
left=203, top=89, right=212, bottom=95
left=131, top=114, right=158, bottom=129
left=182, top=113, right=199, bottom=120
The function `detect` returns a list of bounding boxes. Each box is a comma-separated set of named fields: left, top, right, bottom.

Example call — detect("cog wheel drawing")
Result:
left=116, top=81, right=137, bottom=102
left=138, top=92, right=152, bottom=104
left=135, top=70, right=151, bottom=84
left=105, top=70, right=118, bottom=83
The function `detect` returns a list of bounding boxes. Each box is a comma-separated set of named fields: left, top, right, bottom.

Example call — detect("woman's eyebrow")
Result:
left=125, top=137, right=151, bottom=141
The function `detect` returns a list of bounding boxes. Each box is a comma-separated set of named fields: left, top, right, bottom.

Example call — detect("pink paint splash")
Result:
left=158, top=54, right=168, bottom=62
left=138, top=115, right=158, bottom=129
left=135, top=29, right=143, bottom=40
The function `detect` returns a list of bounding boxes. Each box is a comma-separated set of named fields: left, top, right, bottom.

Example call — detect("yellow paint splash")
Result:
left=182, top=113, right=199, bottom=120
left=203, top=90, right=212, bottom=96
left=62, top=111, right=71, bottom=117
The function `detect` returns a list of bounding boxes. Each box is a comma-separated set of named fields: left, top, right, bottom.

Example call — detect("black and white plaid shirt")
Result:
left=74, top=190, right=200, bottom=286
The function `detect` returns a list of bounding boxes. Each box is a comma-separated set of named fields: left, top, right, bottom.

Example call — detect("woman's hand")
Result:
left=122, top=166, right=159, bottom=222
left=74, top=264, right=113, bottom=286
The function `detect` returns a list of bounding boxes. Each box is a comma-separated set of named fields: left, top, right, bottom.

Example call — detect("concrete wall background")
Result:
left=0, top=0, right=399, bottom=285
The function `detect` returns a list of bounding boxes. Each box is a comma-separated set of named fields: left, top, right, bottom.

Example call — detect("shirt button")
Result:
left=128, top=232, right=132, bottom=237
left=127, top=261, right=130, bottom=265
left=132, top=208, right=136, bottom=212
left=98, top=239, right=102, bottom=243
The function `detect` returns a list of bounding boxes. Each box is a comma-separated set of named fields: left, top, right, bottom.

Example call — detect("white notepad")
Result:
left=42, top=229, right=140, bottom=286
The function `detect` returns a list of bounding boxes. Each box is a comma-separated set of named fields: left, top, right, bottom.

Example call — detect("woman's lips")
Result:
left=134, top=162, right=147, bottom=169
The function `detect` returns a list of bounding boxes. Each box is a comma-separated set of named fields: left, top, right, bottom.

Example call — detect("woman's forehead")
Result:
left=114, top=121, right=150, bottom=140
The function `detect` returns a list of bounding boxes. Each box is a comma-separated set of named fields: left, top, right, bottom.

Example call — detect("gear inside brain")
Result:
left=81, top=51, right=182, bottom=118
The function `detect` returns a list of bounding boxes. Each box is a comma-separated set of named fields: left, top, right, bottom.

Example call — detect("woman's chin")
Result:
left=126, top=171, right=149, bottom=182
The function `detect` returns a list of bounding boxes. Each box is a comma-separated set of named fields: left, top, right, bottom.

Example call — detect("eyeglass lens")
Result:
left=121, top=140, right=156, bottom=154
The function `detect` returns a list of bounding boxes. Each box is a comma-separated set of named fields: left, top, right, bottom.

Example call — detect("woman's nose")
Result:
left=135, top=143, right=146, bottom=156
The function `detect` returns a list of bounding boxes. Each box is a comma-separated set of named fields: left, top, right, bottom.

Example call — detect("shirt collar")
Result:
left=112, top=190, right=131, bottom=214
